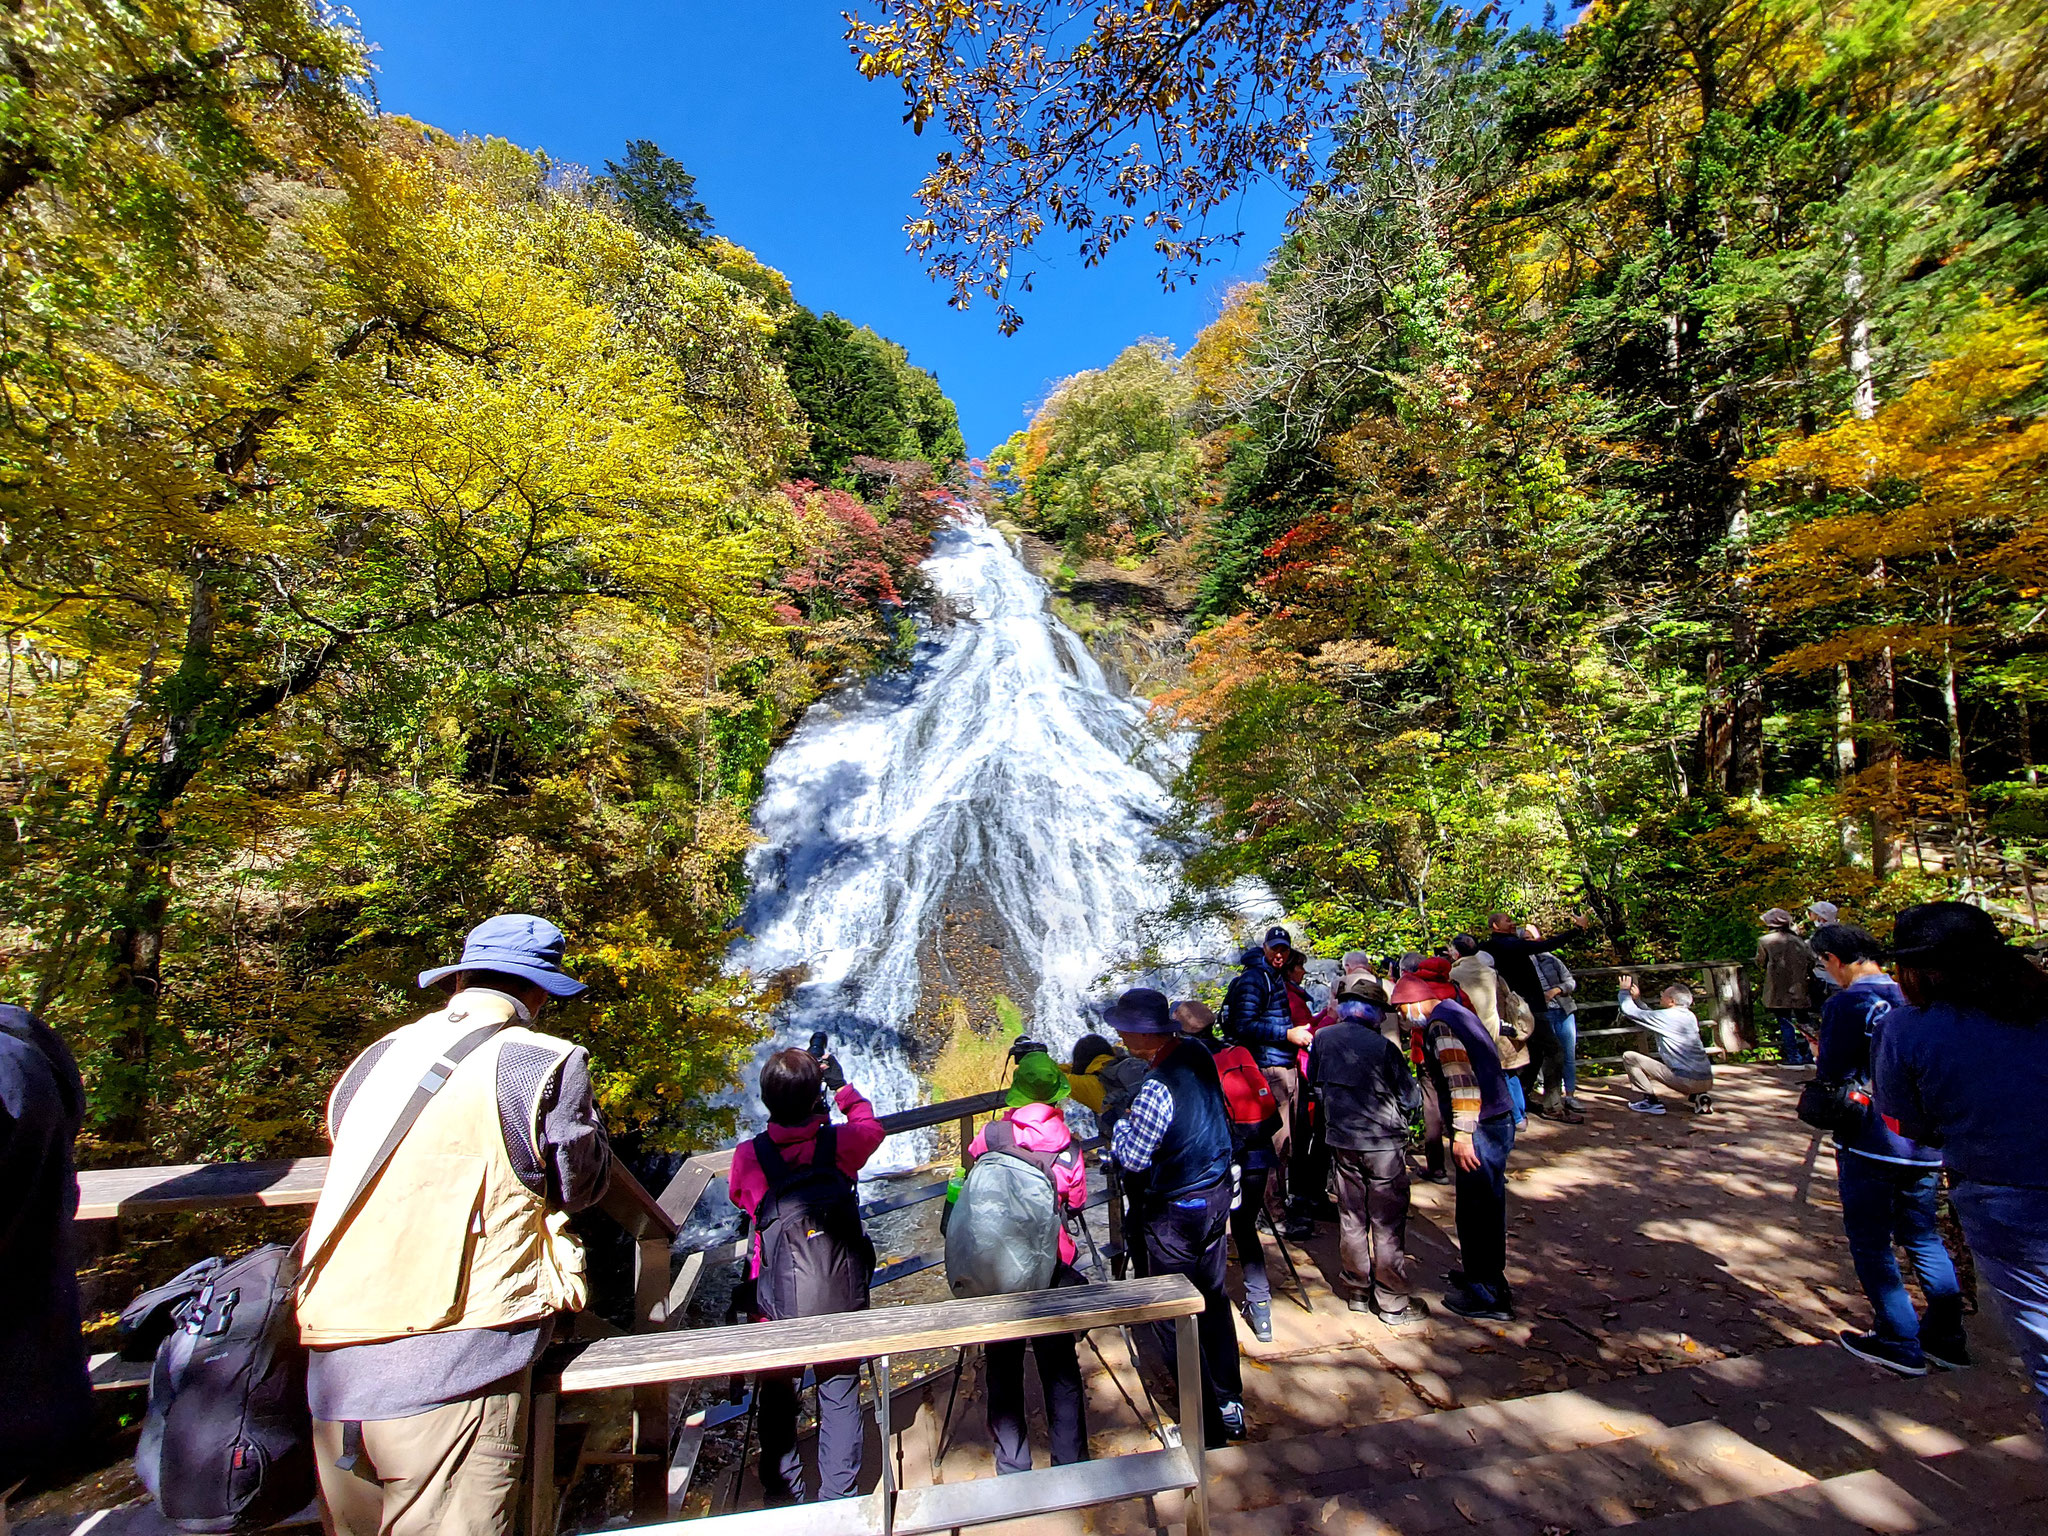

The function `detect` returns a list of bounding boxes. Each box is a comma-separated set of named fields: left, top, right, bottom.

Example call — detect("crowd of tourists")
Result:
left=4, top=899, right=2048, bottom=1531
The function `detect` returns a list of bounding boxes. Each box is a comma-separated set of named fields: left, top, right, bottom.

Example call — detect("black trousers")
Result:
left=1230, top=1162, right=1272, bottom=1307
left=1454, top=1113, right=1517, bottom=1307
left=759, top=1366, right=863, bottom=1504
left=984, top=1331, right=1087, bottom=1472
left=1136, top=1178, right=1241, bottom=1447
left=1521, top=996, right=1567, bottom=1103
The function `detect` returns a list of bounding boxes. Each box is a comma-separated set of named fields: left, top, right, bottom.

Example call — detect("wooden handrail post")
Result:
left=1176, top=1314, right=1208, bottom=1536
left=529, top=1387, right=559, bottom=1536
left=631, top=1233, right=674, bottom=1521
left=956, top=1111, right=975, bottom=1164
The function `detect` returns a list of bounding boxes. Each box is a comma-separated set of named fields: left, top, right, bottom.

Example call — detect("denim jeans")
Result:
left=1503, top=1073, right=1527, bottom=1125
left=1835, top=1151, right=1963, bottom=1358
left=1549, top=1007, right=1578, bottom=1096
left=1951, top=1181, right=2048, bottom=1433
left=1454, top=1113, right=1517, bottom=1308
left=1774, top=1009, right=1816, bottom=1064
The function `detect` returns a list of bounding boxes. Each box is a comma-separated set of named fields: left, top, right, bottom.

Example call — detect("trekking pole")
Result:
left=1260, top=1207, right=1315, bottom=1313
left=722, top=1373, right=760, bottom=1515
left=931, top=1346, right=970, bottom=1466
left=1066, top=1209, right=1177, bottom=1450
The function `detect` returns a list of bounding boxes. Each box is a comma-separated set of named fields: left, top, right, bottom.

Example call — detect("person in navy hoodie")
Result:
left=1875, top=903, right=2048, bottom=1432
left=1809, top=923, right=1966, bottom=1376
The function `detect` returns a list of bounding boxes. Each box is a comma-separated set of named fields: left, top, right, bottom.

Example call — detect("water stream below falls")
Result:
left=729, top=513, right=1267, bottom=1170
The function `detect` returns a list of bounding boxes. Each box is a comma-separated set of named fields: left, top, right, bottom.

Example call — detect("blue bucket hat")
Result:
left=419, top=913, right=588, bottom=998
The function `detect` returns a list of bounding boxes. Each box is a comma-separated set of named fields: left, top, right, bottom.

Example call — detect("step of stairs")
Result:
left=1209, top=1419, right=1815, bottom=1536
left=1101, top=1343, right=2046, bottom=1536
left=1599, top=1433, right=2047, bottom=1534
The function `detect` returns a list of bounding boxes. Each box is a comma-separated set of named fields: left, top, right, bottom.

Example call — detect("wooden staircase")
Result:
left=1079, top=1339, right=2046, bottom=1536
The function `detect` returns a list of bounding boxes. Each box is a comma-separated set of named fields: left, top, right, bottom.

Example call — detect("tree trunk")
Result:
left=1841, top=233, right=1877, bottom=422
left=1835, top=662, right=1863, bottom=863
left=96, top=554, right=222, bottom=1149
left=1698, top=643, right=1734, bottom=794
left=1864, top=560, right=1902, bottom=874
left=2023, top=700, right=2037, bottom=789
left=1730, top=611, right=1765, bottom=798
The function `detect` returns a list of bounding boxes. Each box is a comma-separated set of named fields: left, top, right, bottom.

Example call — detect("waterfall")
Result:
left=730, top=512, right=1269, bottom=1168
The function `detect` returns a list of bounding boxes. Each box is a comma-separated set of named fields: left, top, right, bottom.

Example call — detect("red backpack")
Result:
left=1212, top=1043, right=1279, bottom=1131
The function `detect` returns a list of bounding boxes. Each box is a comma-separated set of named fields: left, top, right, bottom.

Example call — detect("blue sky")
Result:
left=349, top=2, right=1566, bottom=456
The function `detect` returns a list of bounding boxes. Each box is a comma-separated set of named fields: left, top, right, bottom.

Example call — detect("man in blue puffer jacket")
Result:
left=1223, top=926, right=1313, bottom=1228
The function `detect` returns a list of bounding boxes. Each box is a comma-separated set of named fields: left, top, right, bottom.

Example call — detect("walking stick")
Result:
left=1067, top=1208, right=1177, bottom=1448
left=1260, top=1206, right=1315, bottom=1313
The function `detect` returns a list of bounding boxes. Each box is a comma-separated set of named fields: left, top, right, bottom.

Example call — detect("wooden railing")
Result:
left=535, top=1276, right=1210, bottom=1536
left=72, top=1086, right=1033, bottom=1528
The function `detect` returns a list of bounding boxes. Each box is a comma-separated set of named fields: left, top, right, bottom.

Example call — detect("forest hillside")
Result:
left=0, top=7, right=969, bottom=1165
left=993, top=0, right=2048, bottom=964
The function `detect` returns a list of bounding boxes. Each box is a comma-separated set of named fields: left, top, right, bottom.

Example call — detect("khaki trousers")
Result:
left=315, top=1373, right=528, bottom=1536
left=1262, top=1063, right=1300, bottom=1216
left=1621, top=1051, right=1711, bottom=1102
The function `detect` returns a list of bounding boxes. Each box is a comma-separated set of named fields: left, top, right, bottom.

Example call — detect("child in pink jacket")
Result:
left=957, top=1047, right=1090, bottom=1473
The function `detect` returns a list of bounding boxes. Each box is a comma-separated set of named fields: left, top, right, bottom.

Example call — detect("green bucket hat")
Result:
left=1006, top=1048, right=1071, bottom=1108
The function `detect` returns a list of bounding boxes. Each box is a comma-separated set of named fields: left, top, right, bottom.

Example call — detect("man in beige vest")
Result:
left=297, top=914, right=612, bottom=1536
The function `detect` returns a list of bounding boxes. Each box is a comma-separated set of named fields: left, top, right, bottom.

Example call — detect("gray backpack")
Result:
left=945, top=1117, right=1074, bottom=1298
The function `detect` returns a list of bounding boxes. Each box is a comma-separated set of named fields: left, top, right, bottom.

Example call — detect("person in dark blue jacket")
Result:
left=1222, top=926, right=1312, bottom=1228
left=1874, top=902, right=2048, bottom=1433
left=0, top=1005, right=91, bottom=1495
left=1107, top=987, right=1245, bottom=1446
left=1809, top=924, right=1965, bottom=1376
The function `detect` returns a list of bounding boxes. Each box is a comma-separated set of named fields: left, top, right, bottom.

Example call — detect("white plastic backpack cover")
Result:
left=944, top=1118, right=1066, bottom=1298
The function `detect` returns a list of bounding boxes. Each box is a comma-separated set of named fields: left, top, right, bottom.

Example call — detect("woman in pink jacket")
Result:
left=958, top=1048, right=1090, bottom=1472
left=728, top=1047, right=887, bottom=1505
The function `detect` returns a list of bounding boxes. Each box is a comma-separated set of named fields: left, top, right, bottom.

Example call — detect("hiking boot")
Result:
left=1690, top=1093, right=1714, bottom=1115
left=1218, top=1399, right=1249, bottom=1440
left=1922, top=1337, right=1973, bottom=1371
left=1563, top=1095, right=1585, bottom=1114
left=1840, top=1330, right=1929, bottom=1377
left=1627, top=1099, right=1667, bottom=1115
left=1423, top=1169, right=1452, bottom=1185
left=1240, top=1297, right=1274, bottom=1343
left=1283, top=1213, right=1316, bottom=1241
left=1442, top=1286, right=1514, bottom=1323
left=1347, top=1295, right=1375, bottom=1314
left=1534, top=1099, right=1585, bottom=1124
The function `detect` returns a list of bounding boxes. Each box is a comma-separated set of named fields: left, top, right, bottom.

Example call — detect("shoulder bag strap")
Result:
left=302, top=1019, right=511, bottom=1279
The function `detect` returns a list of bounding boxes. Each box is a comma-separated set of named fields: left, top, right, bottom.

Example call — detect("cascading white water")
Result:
left=730, top=512, right=1269, bottom=1169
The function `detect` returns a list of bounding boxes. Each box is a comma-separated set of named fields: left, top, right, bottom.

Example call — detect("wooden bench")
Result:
left=535, top=1274, right=1211, bottom=1536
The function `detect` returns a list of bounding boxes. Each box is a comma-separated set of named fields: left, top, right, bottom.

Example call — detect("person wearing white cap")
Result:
left=1807, top=901, right=1843, bottom=1003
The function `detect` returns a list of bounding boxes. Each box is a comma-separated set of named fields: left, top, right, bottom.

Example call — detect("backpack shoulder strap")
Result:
left=303, top=1019, right=508, bottom=1279
left=982, top=1114, right=1063, bottom=1177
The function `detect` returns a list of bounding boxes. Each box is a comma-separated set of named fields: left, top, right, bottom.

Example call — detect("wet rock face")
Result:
left=729, top=514, right=1255, bottom=1168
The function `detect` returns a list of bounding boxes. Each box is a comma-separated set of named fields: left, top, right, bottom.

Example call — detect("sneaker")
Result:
left=1346, top=1295, right=1375, bottom=1314
left=1442, top=1286, right=1515, bottom=1323
left=1375, top=1296, right=1429, bottom=1326
left=1217, top=1399, right=1249, bottom=1440
left=1839, top=1330, right=1929, bottom=1377
left=1627, top=1099, right=1667, bottom=1115
left=1240, top=1298, right=1274, bottom=1343
left=1283, top=1215, right=1316, bottom=1242
left=1922, top=1339, right=1973, bottom=1371
left=1563, top=1095, right=1585, bottom=1114
left=1534, top=1101, right=1585, bottom=1124
left=1690, top=1093, right=1714, bottom=1115
left=1423, top=1169, right=1452, bottom=1186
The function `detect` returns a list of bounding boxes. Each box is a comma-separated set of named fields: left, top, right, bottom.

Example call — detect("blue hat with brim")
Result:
left=1104, top=987, right=1176, bottom=1034
left=419, top=913, right=588, bottom=998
